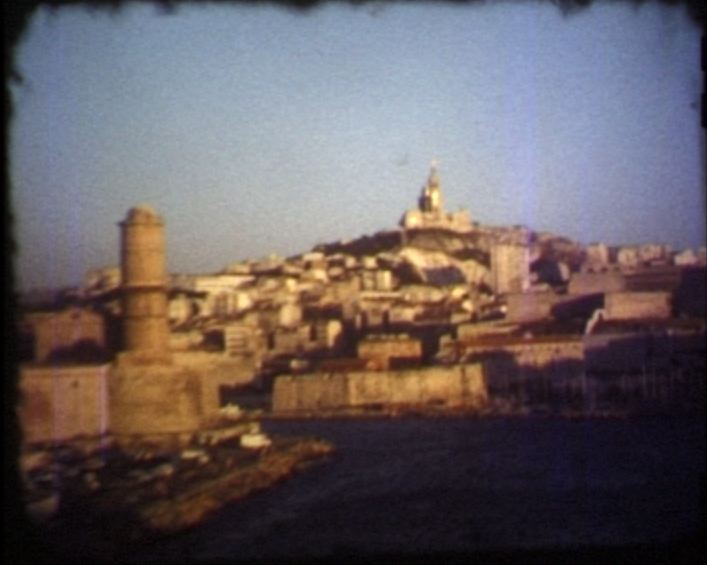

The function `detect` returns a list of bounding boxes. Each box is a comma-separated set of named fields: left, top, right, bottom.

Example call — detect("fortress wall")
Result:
left=604, top=291, right=671, bottom=320
left=389, top=372, right=424, bottom=405
left=464, top=340, right=584, bottom=367
left=19, top=353, right=255, bottom=445
left=171, top=351, right=257, bottom=416
left=108, top=364, right=203, bottom=438
left=569, top=271, right=626, bottom=295
left=347, top=371, right=394, bottom=405
left=506, top=292, right=556, bottom=323
left=272, top=364, right=487, bottom=412
left=315, top=373, right=349, bottom=408
left=29, top=309, right=106, bottom=362
left=506, top=291, right=606, bottom=323
left=462, top=339, right=587, bottom=395
left=518, top=341, right=584, bottom=366
left=19, top=365, right=109, bottom=445
left=272, top=373, right=348, bottom=412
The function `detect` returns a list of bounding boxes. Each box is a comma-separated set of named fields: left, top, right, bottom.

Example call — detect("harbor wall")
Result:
left=272, top=364, right=487, bottom=412
left=604, top=291, right=671, bottom=320
left=19, top=365, right=109, bottom=444
left=18, top=359, right=246, bottom=446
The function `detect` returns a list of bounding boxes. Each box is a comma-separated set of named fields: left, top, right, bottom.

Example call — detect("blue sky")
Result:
left=10, top=1, right=704, bottom=290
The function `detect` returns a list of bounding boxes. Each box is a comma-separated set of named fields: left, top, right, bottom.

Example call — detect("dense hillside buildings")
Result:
left=18, top=164, right=706, bottom=426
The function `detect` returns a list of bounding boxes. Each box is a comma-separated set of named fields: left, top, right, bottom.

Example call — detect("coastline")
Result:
left=31, top=435, right=334, bottom=561
left=138, top=437, right=333, bottom=533
left=262, top=403, right=703, bottom=422
left=22, top=405, right=702, bottom=561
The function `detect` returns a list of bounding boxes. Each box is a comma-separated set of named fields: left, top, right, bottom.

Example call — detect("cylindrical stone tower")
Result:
left=110, top=205, right=202, bottom=446
left=119, top=205, right=171, bottom=363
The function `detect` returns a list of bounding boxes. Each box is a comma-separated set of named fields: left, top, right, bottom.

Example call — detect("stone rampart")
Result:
left=604, top=291, right=671, bottom=320
left=460, top=337, right=584, bottom=367
left=505, top=292, right=555, bottom=323
left=24, top=308, right=106, bottom=362
left=19, top=358, right=253, bottom=447
left=108, top=364, right=203, bottom=440
left=172, top=352, right=257, bottom=416
left=272, top=364, right=487, bottom=412
left=506, top=291, right=605, bottom=323
left=19, top=365, right=110, bottom=444
left=569, top=271, right=626, bottom=295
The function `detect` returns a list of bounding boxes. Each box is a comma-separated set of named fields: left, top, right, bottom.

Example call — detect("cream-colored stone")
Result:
left=272, top=364, right=487, bottom=412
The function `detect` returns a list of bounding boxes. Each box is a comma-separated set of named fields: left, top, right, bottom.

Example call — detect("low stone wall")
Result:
left=19, top=365, right=110, bottom=444
left=272, top=364, right=487, bottom=412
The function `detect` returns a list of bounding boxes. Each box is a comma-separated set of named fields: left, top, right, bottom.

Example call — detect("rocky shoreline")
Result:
left=263, top=402, right=701, bottom=421
left=138, top=437, right=333, bottom=533
left=20, top=405, right=700, bottom=561
left=22, top=429, right=334, bottom=561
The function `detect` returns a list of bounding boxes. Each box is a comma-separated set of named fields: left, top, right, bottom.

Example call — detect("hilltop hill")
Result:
left=313, top=226, right=585, bottom=288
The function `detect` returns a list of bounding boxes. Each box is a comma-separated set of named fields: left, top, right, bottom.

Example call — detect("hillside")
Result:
left=313, top=226, right=585, bottom=288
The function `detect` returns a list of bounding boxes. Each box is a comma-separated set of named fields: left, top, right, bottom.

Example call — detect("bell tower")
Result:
left=418, top=160, right=443, bottom=214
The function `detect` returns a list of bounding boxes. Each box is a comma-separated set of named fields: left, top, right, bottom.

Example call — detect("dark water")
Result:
left=134, top=416, right=705, bottom=562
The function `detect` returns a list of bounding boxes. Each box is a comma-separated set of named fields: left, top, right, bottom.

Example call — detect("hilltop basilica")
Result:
left=399, top=162, right=473, bottom=233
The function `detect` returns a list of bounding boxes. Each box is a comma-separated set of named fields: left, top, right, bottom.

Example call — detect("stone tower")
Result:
left=418, top=162, right=443, bottom=214
left=119, top=205, right=171, bottom=364
left=110, top=205, right=202, bottom=444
